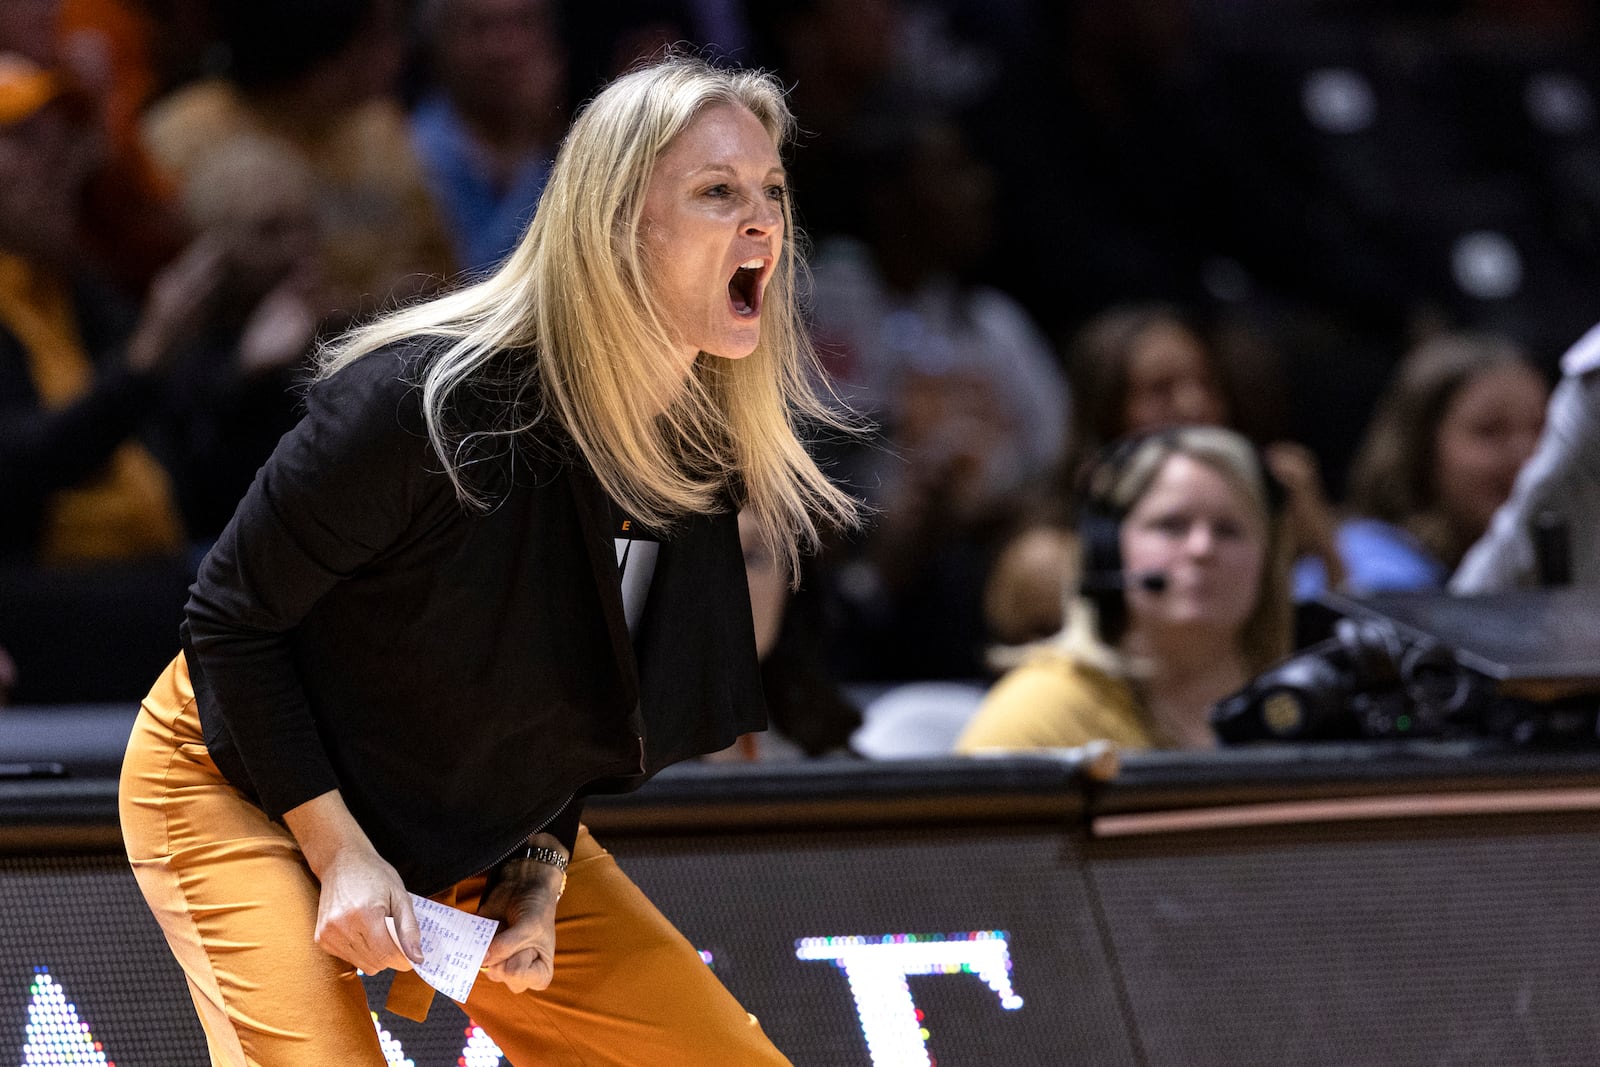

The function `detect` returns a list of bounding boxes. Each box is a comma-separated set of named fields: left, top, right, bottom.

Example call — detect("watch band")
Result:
left=520, top=843, right=569, bottom=872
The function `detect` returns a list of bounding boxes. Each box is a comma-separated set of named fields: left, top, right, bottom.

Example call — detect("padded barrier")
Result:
left=4, top=748, right=1600, bottom=1065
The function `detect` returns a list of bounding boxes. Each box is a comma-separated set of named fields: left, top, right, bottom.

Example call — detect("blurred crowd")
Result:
left=1, top=0, right=1597, bottom=761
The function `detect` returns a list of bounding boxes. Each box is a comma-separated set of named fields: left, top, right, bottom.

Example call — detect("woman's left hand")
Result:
left=478, top=848, right=567, bottom=993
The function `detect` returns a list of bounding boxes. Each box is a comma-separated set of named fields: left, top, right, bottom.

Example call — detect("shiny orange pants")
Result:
left=119, top=654, right=790, bottom=1067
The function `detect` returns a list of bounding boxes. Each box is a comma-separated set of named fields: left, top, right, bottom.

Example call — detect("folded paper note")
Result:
left=385, top=894, right=498, bottom=1003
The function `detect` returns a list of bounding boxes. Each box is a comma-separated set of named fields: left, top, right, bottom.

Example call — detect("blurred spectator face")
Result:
left=185, top=140, right=320, bottom=299
left=812, top=0, right=899, bottom=82
left=349, top=0, right=404, bottom=102
left=897, top=368, right=1006, bottom=449
left=432, top=0, right=563, bottom=126
left=1119, top=453, right=1267, bottom=643
left=1432, top=362, right=1547, bottom=540
left=225, top=187, right=318, bottom=297
left=906, top=125, right=994, bottom=268
left=0, top=58, right=98, bottom=260
left=1121, top=321, right=1229, bottom=434
left=214, top=180, right=317, bottom=300
left=0, top=0, right=59, bottom=64
left=895, top=368, right=1017, bottom=518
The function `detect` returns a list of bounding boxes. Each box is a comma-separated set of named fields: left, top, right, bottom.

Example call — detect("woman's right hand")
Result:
left=283, top=789, right=424, bottom=974
left=312, top=843, right=425, bottom=975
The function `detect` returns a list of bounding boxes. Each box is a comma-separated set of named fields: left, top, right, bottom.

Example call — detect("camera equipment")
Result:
left=1211, top=616, right=1491, bottom=742
left=1212, top=589, right=1600, bottom=745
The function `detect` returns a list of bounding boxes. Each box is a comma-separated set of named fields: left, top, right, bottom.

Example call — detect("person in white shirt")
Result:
left=1452, top=322, right=1600, bottom=591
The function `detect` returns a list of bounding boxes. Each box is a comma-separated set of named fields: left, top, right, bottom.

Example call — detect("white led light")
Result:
left=796, top=933, right=1024, bottom=1066
left=1302, top=68, right=1377, bottom=134
left=1452, top=230, right=1523, bottom=299
left=370, top=1012, right=415, bottom=1067
left=21, top=971, right=112, bottom=1066
left=460, top=1022, right=505, bottom=1067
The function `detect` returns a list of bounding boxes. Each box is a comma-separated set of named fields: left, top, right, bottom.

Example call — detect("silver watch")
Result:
left=520, top=843, right=569, bottom=871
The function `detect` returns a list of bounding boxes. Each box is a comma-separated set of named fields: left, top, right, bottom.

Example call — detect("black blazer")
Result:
left=183, top=343, right=766, bottom=896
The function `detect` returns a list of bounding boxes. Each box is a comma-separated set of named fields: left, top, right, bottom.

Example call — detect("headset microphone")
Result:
left=1135, top=571, right=1168, bottom=593
left=1080, top=571, right=1168, bottom=594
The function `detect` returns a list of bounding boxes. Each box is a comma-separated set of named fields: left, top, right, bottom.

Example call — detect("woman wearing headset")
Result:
left=957, top=426, right=1292, bottom=752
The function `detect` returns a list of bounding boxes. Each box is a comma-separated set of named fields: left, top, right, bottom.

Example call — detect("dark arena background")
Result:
left=7, top=743, right=1600, bottom=1066
left=5, top=0, right=1600, bottom=1063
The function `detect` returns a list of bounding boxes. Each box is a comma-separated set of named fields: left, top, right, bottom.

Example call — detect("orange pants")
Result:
left=119, top=654, right=791, bottom=1066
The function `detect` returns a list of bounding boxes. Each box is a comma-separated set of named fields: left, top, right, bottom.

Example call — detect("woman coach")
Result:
left=120, top=55, right=856, bottom=1065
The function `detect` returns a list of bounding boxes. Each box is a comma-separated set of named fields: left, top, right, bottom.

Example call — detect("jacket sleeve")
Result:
left=184, top=347, right=438, bottom=818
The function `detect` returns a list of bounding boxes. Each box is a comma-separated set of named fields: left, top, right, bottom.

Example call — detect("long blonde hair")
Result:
left=317, top=55, right=858, bottom=572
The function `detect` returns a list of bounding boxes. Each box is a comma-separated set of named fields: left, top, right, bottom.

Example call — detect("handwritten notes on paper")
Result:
left=385, top=894, right=499, bottom=1003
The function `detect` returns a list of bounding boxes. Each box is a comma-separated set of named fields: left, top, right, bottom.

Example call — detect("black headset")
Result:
left=1074, top=427, right=1287, bottom=645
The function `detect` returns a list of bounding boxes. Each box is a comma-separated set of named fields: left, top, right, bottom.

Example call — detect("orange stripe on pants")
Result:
left=119, top=653, right=792, bottom=1067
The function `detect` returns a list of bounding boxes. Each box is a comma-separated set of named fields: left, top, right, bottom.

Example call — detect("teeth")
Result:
left=738, top=259, right=764, bottom=270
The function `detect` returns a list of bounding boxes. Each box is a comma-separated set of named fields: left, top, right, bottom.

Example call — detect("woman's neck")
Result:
left=1123, top=628, right=1252, bottom=749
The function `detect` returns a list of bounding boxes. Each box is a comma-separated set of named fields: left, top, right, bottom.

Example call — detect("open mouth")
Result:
left=728, top=258, right=765, bottom=317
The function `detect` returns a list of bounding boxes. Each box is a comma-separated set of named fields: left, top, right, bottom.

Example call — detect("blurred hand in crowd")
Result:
left=181, top=135, right=325, bottom=377
left=1263, top=440, right=1346, bottom=591
left=234, top=264, right=320, bottom=378
left=892, top=370, right=1015, bottom=524
left=124, top=234, right=227, bottom=374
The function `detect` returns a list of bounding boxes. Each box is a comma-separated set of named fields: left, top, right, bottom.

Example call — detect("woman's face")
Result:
left=1119, top=453, right=1267, bottom=644
left=1121, top=322, right=1229, bottom=434
left=640, top=103, right=786, bottom=372
left=1432, top=363, right=1547, bottom=540
left=217, top=176, right=319, bottom=298
left=434, top=0, right=564, bottom=125
left=0, top=103, right=98, bottom=261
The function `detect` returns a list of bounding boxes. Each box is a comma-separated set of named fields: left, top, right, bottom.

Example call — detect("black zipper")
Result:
left=469, top=786, right=579, bottom=882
